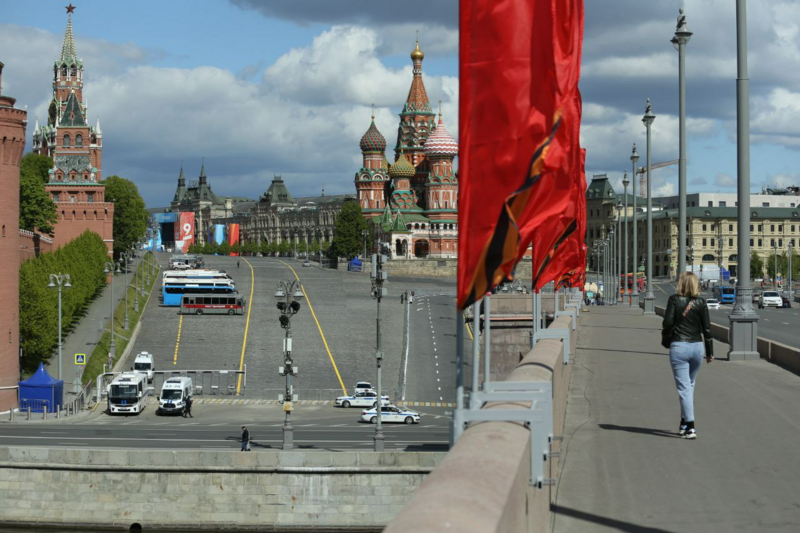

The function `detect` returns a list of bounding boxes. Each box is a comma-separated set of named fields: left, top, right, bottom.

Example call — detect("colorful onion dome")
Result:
left=360, top=119, right=387, bottom=152
left=389, top=153, right=416, bottom=179
left=424, top=118, right=458, bottom=157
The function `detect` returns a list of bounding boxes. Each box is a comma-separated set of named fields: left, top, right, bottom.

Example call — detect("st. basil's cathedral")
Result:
left=354, top=40, right=459, bottom=259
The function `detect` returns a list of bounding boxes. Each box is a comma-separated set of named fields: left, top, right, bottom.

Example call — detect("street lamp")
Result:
left=622, top=172, right=630, bottom=305
left=642, top=99, right=656, bottom=315
left=370, top=242, right=389, bottom=450
left=789, top=241, right=794, bottom=301
left=774, top=243, right=779, bottom=290
left=121, top=252, right=131, bottom=330
left=630, top=144, right=640, bottom=307
left=47, top=273, right=72, bottom=381
left=275, top=280, right=304, bottom=451
left=690, top=240, right=695, bottom=272
left=616, top=200, right=623, bottom=304
left=729, top=0, right=759, bottom=360
left=604, top=237, right=610, bottom=304
left=103, top=261, right=121, bottom=370
left=672, top=7, right=692, bottom=281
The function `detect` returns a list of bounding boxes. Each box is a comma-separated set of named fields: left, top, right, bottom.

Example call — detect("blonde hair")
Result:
left=677, top=271, right=700, bottom=298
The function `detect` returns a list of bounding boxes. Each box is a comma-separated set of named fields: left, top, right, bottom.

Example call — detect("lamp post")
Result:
left=774, top=243, right=779, bottom=290
left=788, top=242, right=794, bottom=301
left=690, top=240, right=695, bottom=273
left=672, top=8, right=692, bottom=280
left=729, top=0, right=759, bottom=359
left=603, top=237, right=609, bottom=304
left=132, top=250, right=141, bottom=313
left=275, top=280, right=304, bottom=450
left=616, top=201, right=623, bottom=304
left=642, top=99, right=656, bottom=315
left=630, top=144, right=640, bottom=307
left=121, top=253, right=130, bottom=330
left=622, top=173, right=630, bottom=305
left=103, top=261, right=121, bottom=370
left=48, top=273, right=72, bottom=381
left=609, top=228, right=615, bottom=305
left=370, top=242, right=389, bottom=450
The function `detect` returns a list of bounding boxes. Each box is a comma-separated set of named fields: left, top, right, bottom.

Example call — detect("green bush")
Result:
left=19, top=231, right=110, bottom=374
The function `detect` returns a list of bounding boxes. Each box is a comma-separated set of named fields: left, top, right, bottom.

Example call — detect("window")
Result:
left=729, top=224, right=733, bottom=232
left=711, top=224, right=716, bottom=231
left=750, top=239, right=754, bottom=246
left=75, top=134, right=83, bottom=147
left=758, top=239, right=763, bottom=247
left=720, top=201, right=727, bottom=207
left=778, top=225, right=783, bottom=232
left=771, top=239, right=775, bottom=247
left=750, top=225, right=754, bottom=232
left=87, top=193, right=94, bottom=203
left=702, top=238, right=707, bottom=247
left=62, top=134, right=71, bottom=147
left=762, top=202, right=770, bottom=207
left=708, top=201, right=713, bottom=207
left=70, top=196, right=76, bottom=203
left=729, top=238, right=733, bottom=247
left=52, top=193, right=60, bottom=202
left=702, top=224, right=707, bottom=231
left=793, top=225, right=797, bottom=233
left=70, top=66, right=76, bottom=77
left=758, top=225, right=762, bottom=232
left=61, top=67, right=67, bottom=77
left=711, top=238, right=715, bottom=247
left=771, top=225, right=775, bottom=232
left=779, top=239, right=783, bottom=247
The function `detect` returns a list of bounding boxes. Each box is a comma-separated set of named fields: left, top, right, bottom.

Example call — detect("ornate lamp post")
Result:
left=630, top=144, right=640, bottom=307
left=370, top=242, right=390, bottom=450
left=622, top=173, right=630, bottom=305
left=275, top=280, right=304, bottom=450
left=616, top=200, right=623, bottom=304
left=47, top=273, right=72, bottom=381
left=729, top=0, right=759, bottom=359
left=103, top=261, right=121, bottom=370
left=672, top=8, right=692, bottom=280
left=642, top=99, right=656, bottom=315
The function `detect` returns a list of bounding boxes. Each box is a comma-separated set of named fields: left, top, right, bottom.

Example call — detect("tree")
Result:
left=102, top=176, right=148, bottom=259
left=260, top=240, right=271, bottom=256
left=231, top=242, right=241, bottom=255
left=750, top=251, right=765, bottom=280
left=219, top=241, right=232, bottom=256
left=310, top=239, right=320, bottom=255
left=19, top=154, right=58, bottom=235
left=278, top=240, right=292, bottom=256
left=297, top=241, right=308, bottom=255
left=331, top=201, right=371, bottom=259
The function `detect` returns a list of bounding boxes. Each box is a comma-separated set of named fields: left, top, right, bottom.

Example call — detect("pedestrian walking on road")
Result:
left=662, top=272, right=714, bottom=440
left=183, top=397, right=193, bottom=418
left=237, top=260, right=240, bottom=269
left=241, top=426, right=250, bottom=451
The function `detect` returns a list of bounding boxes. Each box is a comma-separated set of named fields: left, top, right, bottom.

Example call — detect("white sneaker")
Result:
left=682, top=429, right=697, bottom=439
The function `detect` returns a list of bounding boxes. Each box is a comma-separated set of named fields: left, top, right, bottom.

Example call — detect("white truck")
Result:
left=133, top=352, right=155, bottom=383
left=156, top=377, right=193, bottom=416
left=107, top=372, right=150, bottom=415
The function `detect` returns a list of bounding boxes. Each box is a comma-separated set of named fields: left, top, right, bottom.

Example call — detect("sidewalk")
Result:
left=553, top=306, right=800, bottom=533
left=44, top=255, right=143, bottom=400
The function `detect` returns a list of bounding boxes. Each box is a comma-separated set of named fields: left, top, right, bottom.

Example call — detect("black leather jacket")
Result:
left=662, top=294, right=714, bottom=356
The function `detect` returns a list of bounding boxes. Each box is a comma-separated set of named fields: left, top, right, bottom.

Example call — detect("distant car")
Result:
left=302, top=260, right=312, bottom=267
left=752, top=292, right=762, bottom=303
left=706, top=298, right=720, bottom=310
left=335, top=391, right=390, bottom=408
left=353, top=381, right=375, bottom=395
left=781, top=296, right=792, bottom=308
left=360, top=405, right=421, bottom=424
left=759, top=291, right=783, bottom=309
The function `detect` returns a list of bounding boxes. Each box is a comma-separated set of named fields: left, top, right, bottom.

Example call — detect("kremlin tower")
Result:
left=354, top=38, right=458, bottom=259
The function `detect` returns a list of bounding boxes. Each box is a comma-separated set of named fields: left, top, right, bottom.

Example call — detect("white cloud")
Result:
left=715, top=172, right=736, bottom=187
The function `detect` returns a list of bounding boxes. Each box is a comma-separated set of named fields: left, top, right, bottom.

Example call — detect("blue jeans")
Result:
left=669, top=342, right=704, bottom=423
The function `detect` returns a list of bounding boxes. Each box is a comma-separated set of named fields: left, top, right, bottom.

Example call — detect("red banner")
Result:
left=457, top=0, right=585, bottom=309
left=227, top=224, right=240, bottom=256
left=175, top=212, right=195, bottom=253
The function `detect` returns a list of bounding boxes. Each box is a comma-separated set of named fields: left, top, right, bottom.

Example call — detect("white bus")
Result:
left=162, top=269, right=232, bottom=282
left=162, top=278, right=237, bottom=306
left=107, top=372, right=150, bottom=415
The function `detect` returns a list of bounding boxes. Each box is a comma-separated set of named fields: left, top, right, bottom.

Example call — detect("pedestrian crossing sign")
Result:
left=75, top=354, right=86, bottom=365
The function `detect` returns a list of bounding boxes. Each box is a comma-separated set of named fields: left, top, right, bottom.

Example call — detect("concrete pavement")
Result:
left=553, top=306, right=800, bottom=533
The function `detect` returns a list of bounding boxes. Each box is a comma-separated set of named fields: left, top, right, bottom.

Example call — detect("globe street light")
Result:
left=275, top=280, right=304, bottom=450
left=616, top=200, right=623, bottom=304
left=672, top=8, right=692, bottom=281
left=630, top=144, right=640, bottom=307
left=729, top=0, right=759, bottom=360
left=47, top=273, right=72, bottom=381
left=622, top=172, right=630, bottom=305
left=642, top=99, right=657, bottom=315
left=103, top=261, right=121, bottom=370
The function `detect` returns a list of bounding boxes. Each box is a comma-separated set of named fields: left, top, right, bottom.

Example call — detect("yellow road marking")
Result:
left=173, top=315, right=183, bottom=365
left=278, top=260, right=347, bottom=395
left=465, top=321, right=474, bottom=341
left=236, top=258, right=255, bottom=394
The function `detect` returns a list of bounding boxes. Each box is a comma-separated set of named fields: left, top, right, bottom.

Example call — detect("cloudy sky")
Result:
left=2, top=0, right=800, bottom=207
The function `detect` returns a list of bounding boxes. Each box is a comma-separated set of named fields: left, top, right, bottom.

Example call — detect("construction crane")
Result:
left=636, top=159, right=679, bottom=198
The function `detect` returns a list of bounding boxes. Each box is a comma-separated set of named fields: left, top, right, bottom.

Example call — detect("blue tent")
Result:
left=348, top=257, right=363, bottom=272
left=19, top=363, right=63, bottom=413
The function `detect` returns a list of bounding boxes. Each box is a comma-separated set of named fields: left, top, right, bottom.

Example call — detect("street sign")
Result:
left=75, top=353, right=86, bottom=365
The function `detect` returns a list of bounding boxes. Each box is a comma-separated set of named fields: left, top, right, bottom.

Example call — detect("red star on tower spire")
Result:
left=65, top=4, right=76, bottom=14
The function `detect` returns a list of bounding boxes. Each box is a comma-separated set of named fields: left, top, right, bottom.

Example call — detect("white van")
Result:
left=133, top=352, right=155, bottom=383
left=157, top=377, right=193, bottom=416
left=107, top=372, right=150, bottom=415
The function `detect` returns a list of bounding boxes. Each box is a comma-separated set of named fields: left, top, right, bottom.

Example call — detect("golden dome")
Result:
left=411, top=39, right=424, bottom=61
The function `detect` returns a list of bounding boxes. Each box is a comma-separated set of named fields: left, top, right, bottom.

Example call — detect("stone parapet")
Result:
left=0, top=448, right=445, bottom=530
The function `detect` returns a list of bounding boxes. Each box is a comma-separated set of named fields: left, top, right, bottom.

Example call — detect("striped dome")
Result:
left=360, top=120, right=387, bottom=152
left=424, top=119, right=458, bottom=157
left=389, top=154, right=416, bottom=179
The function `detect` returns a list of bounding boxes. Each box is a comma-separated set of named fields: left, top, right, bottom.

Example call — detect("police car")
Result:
left=335, top=391, right=390, bottom=408
left=360, top=405, right=421, bottom=424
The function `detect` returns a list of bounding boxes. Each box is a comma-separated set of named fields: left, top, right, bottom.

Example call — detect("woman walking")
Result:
left=662, top=272, right=714, bottom=439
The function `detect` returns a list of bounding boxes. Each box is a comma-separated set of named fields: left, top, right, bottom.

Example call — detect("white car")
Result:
left=706, top=298, right=720, bottom=310
left=360, top=405, right=421, bottom=425
left=353, top=381, right=375, bottom=395
left=759, top=291, right=783, bottom=309
left=335, top=391, right=390, bottom=408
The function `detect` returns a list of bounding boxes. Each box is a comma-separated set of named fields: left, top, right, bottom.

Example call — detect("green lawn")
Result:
left=83, top=252, right=160, bottom=386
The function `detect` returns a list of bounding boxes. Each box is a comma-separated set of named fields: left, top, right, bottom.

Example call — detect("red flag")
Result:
left=457, top=0, right=585, bottom=309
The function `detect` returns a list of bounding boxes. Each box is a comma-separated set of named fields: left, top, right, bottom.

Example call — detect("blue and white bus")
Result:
left=712, top=285, right=736, bottom=305
left=162, top=278, right=237, bottom=306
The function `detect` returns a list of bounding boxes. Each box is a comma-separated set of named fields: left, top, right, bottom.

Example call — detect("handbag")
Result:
left=661, top=299, right=694, bottom=349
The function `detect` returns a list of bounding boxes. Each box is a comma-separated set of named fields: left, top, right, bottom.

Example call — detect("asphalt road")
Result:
left=122, top=253, right=458, bottom=403
left=0, top=404, right=451, bottom=451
